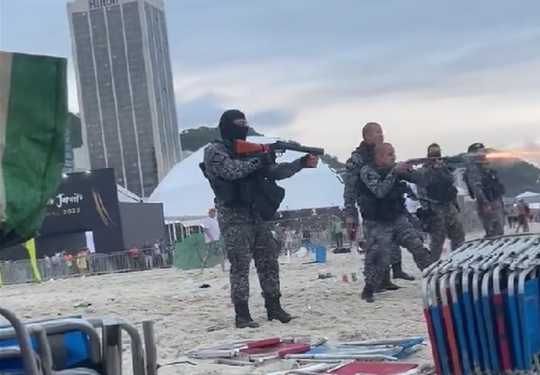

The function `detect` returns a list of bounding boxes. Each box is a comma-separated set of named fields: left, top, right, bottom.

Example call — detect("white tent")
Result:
left=515, top=191, right=540, bottom=204
left=516, top=191, right=540, bottom=199
left=149, top=136, right=344, bottom=220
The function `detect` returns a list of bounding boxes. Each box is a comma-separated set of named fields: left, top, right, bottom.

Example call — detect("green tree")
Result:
left=491, top=160, right=540, bottom=197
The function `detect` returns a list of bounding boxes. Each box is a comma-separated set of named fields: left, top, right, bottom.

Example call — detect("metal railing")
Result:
left=0, top=248, right=174, bottom=286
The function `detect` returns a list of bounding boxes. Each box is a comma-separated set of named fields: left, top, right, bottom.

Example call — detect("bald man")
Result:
left=343, top=122, right=383, bottom=223
left=357, top=143, right=431, bottom=302
left=343, top=123, right=414, bottom=284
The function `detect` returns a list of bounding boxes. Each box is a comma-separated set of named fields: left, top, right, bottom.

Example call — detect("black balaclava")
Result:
left=219, top=109, right=249, bottom=141
left=427, top=143, right=442, bottom=158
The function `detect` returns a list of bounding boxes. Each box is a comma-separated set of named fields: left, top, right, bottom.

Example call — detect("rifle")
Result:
left=406, top=191, right=441, bottom=205
left=233, top=140, right=325, bottom=162
left=405, top=153, right=485, bottom=166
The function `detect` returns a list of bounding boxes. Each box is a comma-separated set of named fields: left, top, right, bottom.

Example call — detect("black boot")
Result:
left=361, top=284, right=375, bottom=303
left=392, top=263, right=415, bottom=281
left=375, top=271, right=401, bottom=292
left=263, top=293, right=293, bottom=323
left=234, top=302, right=260, bottom=329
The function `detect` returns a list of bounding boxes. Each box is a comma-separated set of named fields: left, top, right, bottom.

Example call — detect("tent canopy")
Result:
left=149, top=136, right=344, bottom=219
left=516, top=191, right=540, bottom=199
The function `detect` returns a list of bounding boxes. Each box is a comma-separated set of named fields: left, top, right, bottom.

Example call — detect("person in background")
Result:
left=153, top=239, right=162, bottom=268
left=63, top=252, right=73, bottom=275
left=285, top=229, right=295, bottom=254
left=76, top=247, right=88, bottom=276
left=506, top=206, right=514, bottom=228
left=201, top=207, right=226, bottom=272
left=301, top=225, right=311, bottom=247
left=159, top=238, right=169, bottom=267
left=143, top=241, right=153, bottom=270
left=128, top=245, right=140, bottom=270
left=515, top=199, right=530, bottom=233
left=331, top=216, right=344, bottom=248
left=273, top=224, right=284, bottom=253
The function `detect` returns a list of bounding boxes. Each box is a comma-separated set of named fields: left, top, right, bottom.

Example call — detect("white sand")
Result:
left=1, top=224, right=538, bottom=375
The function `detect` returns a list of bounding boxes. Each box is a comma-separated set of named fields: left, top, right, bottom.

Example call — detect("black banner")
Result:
left=39, top=168, right=124, bottom=252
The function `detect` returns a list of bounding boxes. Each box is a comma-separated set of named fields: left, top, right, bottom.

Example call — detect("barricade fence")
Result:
left=268, top=213, right=335, bottom=254
left=0, top=247, right=175, bottom=286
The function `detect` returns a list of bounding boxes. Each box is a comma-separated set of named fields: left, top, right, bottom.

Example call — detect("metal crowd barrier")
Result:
left=421, top=233, right=540, bottom=375
left=275, top=231, right=332, bottom=255
left=0, top=306, right=158, bottom=375
left=0, top=248, right=174, bottom=286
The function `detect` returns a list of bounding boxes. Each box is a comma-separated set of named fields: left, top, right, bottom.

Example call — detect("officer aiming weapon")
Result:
left=233, top=140, right=325, bottom=165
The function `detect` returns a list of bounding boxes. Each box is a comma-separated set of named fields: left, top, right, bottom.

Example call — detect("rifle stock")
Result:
left=234, top=140, right=325, bottom=156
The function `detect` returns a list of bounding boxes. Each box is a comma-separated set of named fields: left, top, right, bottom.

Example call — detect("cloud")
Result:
left=176, top=93, right=294, bottom=131
left=2, top=0, right=540, bottom=160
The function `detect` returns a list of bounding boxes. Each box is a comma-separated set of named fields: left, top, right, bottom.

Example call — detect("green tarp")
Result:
left=173, top=233, right=219, bottom=270
left=0, top=51, right=67, bottom=250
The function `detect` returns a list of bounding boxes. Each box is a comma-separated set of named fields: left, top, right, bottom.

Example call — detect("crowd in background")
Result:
left=506, top=200, right=538, bottom=233
left=0, top=239, right=174, bottom=285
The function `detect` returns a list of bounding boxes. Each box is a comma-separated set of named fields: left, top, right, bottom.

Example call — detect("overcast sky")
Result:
left=1, top=0, right=539, bottom=161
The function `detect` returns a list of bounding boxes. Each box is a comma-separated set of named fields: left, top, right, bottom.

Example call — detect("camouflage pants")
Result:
left=428, top=204, right=465, bottom=262
left=221, top=222, right=280, bottom=304
left=389, top=243, right=401, bottom=265
left=477, top=199, right=505, bottom=238
left=363, top=215, right=430, bottom=288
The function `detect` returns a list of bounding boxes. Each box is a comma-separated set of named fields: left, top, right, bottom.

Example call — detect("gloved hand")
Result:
left=300, top=154, right=319, bottom=168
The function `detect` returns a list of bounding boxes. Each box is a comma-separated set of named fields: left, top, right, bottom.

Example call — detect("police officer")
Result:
left=201, top=109, right=319, bottom=328
left=417, top=144, right=465, bottom=262
left=358, top=143, right=431, bottom=302
left=464, top=143, right=506, bottom=237
left=343, top=123, right=414, bottom=284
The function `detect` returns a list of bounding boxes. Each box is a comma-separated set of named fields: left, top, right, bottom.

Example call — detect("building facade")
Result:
left=67, top=0, right=182, bottom=197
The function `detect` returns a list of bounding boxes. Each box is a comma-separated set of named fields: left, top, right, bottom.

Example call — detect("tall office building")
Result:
left=67, top=0, right=182, bottom=198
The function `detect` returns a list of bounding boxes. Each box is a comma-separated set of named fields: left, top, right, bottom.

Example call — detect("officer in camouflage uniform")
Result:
left=464, top=143, right=506, bottom=237
left=417, top=144, right=465, bottom=262
left=201, top=109, right=318, bottom=328
left=343, top=123, right=414, bottom=287
left=358, top=143, right=431, bottom=302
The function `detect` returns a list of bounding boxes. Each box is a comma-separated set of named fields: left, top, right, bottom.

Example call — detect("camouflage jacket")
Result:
left=416, top=164, right=457, bottom=209
left=202, top=142, right=303, bottom=224
left=343, top=147, right=365, bottom=219
left=464, top=163, right=489, bottom=205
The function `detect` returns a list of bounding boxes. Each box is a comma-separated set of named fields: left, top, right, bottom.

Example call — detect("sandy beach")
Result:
left=1, top=224, right=538, bottom=375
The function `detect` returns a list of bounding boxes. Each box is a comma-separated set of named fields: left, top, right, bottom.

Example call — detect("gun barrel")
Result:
left=274, top=141, right=325, bottom=155
left=406, top=156, right=465, bottom=165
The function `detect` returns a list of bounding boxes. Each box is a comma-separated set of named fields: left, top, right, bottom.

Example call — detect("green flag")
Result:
left=0, top=51, right=68, bottom=250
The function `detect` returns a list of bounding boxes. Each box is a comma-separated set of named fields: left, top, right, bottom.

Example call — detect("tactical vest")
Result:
left=199, top=141, right=285, bottom=220
left=464, top=166, right=505, bottom=202
left=357, top=166, right=407, bottom=222
left=199, top=140, right=246, bottom=208
left=425, top=169, right=458, bottom=203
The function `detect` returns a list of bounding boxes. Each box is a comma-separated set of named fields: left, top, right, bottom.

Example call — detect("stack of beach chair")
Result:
left=422, top=233, right=540, bottom=375
left=187, top=336, right=433, bottom=374
left=0, top=307, right=158, bottom=375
